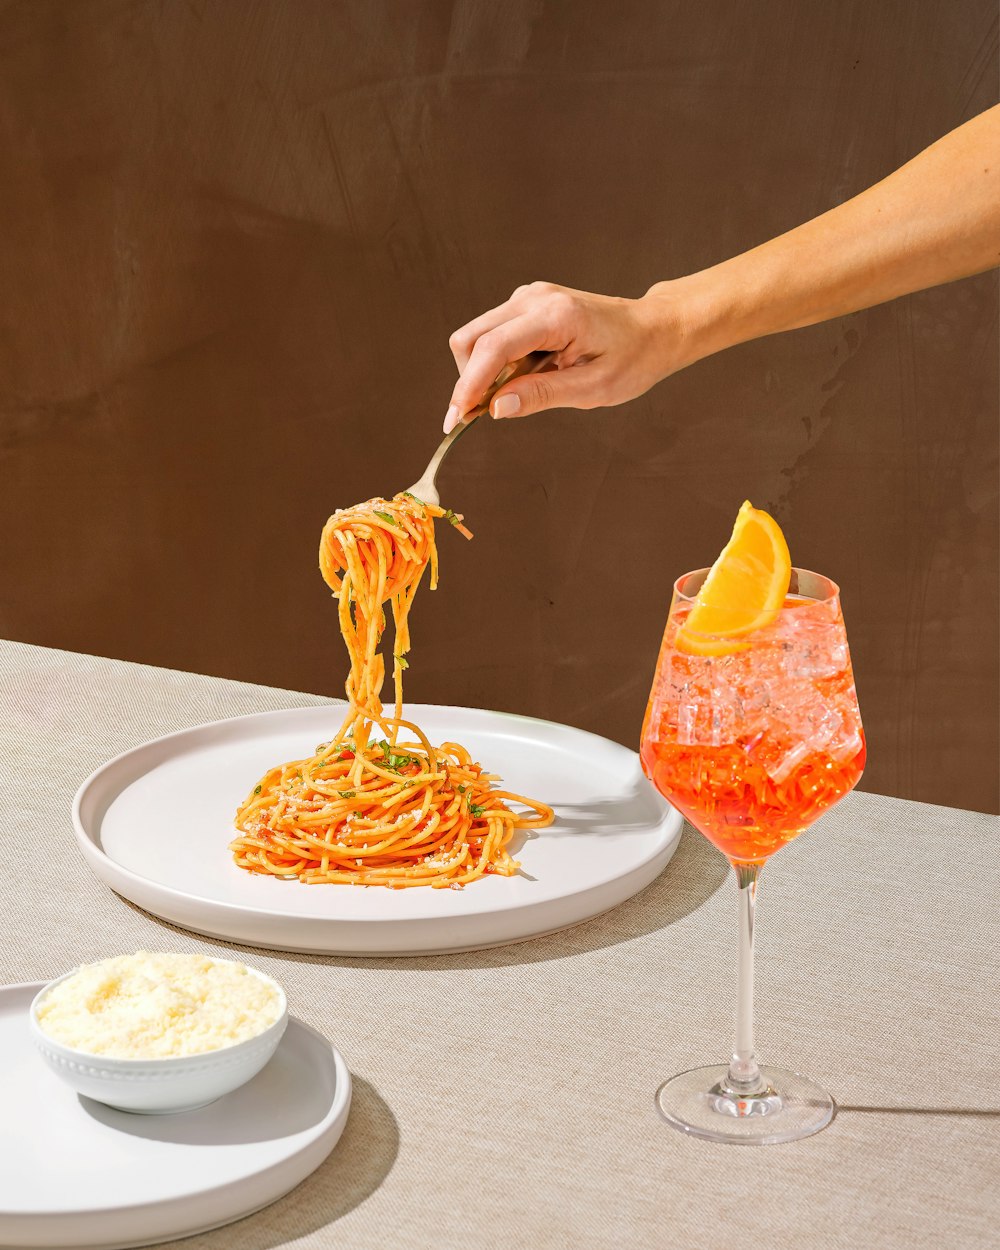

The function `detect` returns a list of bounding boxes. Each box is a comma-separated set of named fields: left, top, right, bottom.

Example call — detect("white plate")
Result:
left=74, top=704, right=682, bottom=956
left=0, top=982, right=351, bottom=1249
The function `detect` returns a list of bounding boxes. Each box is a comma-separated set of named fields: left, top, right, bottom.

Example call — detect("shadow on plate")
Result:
left=538, top=776, right=671, bottom=837
left=146, top=1076, right=399, bottom=1250
left=506, top=773, right=681, bottom=864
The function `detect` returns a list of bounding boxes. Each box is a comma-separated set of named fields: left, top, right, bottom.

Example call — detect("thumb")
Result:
left=489, top=364, right=595, bottom=420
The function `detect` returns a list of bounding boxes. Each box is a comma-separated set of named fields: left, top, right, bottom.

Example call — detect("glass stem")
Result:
left=726, top=862, right=766, bottom=1094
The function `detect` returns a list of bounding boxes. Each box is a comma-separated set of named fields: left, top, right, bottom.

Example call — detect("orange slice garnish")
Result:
left=677, top=500, right=791, bottom=656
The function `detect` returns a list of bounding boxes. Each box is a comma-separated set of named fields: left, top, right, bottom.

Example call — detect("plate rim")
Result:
left=72, top=702, right=683, bottom=952
left=0, top=980, right=352, bottom=1228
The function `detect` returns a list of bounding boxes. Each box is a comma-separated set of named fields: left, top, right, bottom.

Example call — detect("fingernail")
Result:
left=492, top=393, right=520, bottom=420
left=443, top=404, right=461, bottom=433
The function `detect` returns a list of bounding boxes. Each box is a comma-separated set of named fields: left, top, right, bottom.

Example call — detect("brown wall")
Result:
left=1, top=1, right=997, bottom=812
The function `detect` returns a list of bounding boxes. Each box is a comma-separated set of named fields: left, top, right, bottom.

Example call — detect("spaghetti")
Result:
left=230, top=492, right=553, bottom=888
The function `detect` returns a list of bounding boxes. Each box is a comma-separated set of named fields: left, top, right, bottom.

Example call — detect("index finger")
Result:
left=447, top=311, right=566, bottom=419
left=448, top=288, right=529, bottom=371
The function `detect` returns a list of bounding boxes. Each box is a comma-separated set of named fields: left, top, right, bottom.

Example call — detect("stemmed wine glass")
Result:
left=641, top=567, right=865, bottom=1144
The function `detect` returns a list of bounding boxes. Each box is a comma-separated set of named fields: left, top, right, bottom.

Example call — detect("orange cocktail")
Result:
left=641, top=502, right=864, bottom=1145
left=641, top=580, right=866, bottom=867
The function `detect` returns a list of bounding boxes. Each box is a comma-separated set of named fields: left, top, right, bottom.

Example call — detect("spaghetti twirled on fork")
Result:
left=230, top=493, right=552, bottom=888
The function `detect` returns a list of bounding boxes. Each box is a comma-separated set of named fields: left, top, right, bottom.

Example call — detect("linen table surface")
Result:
left=1, top=640, right=996, bottom=1250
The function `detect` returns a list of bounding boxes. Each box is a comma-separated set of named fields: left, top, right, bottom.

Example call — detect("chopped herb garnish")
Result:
left=395, top=655, right=409, bottom=670
left=402, top=491, right=425, bottom=509
left=444, top=508, right=460, bottom=526
left=457, top=784, right=467, bottom=794
left=373, top=509, right=401, bottom=528
left=341, top=790, right=356, bottom=799
left=253, top=784, right=262, bottom=796
left=375, top=739, right=417, bottom=772
left=469, top=801, right=485, bottom=818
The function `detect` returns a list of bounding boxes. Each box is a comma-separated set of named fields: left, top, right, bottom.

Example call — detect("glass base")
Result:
left=655, top=1065, right=835, bottom=1145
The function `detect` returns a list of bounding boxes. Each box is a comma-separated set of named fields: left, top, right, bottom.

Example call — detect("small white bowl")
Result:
left=29, top=962, right=288, bottom=1115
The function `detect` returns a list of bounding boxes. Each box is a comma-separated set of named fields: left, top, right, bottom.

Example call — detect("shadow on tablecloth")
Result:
left=154, top=1075, right=399, bottom=1250
left=837, top=1104, right=1000, bottom=1117
left=115, top=823, right=726, bottom=971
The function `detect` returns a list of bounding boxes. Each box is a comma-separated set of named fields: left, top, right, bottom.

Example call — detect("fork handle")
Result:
left=405, top=351, right=559, bottom=505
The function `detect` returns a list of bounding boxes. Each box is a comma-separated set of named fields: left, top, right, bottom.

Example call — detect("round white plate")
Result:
left=0, top=982, right=351, bottom=1249
left=74, top=703, right=682, bottom=956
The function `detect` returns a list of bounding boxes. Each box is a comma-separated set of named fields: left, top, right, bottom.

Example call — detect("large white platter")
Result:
left=74, top=703, right=682, bottom=956
left=0, top=982, right=351, bottom=1250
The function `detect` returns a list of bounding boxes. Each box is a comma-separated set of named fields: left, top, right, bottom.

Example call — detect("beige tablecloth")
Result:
left=2, top=640, right=997, bottom=1250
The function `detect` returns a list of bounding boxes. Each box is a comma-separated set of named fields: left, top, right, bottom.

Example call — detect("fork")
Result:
left=404, top=351, right=556, bottom=506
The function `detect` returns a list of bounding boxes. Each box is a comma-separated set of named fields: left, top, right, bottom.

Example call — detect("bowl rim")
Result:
left=29, top=954, right=288, bottom=1068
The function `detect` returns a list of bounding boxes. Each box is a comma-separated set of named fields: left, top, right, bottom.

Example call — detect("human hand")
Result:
left=443, top=280, right=703, bottom=433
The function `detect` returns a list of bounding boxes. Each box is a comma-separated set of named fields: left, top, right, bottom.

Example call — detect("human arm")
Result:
left=443, top=104, right=1000, bottom=432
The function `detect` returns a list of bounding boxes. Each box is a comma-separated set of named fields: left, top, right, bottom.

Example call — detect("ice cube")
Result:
left=825, top=693, right=864, bottom=763
left=746, top=690, right=841, bottom=783
left=828, top=728, right=863, bottom=764
left=762, top=736, right=810, bottom=784
left=675, top=685, right=741, bottom=747
left=798, top=643, right=849, bottom=681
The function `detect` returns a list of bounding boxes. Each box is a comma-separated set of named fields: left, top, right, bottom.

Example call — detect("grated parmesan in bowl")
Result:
left=35, top=951, right=282, bottom=1059
left=30, top=952, right=289, bottom=1114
